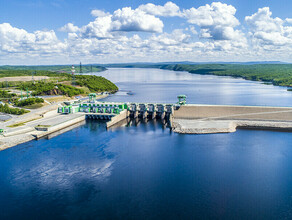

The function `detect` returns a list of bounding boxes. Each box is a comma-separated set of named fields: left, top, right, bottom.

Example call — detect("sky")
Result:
left=1, top=0, right=292, bottom=65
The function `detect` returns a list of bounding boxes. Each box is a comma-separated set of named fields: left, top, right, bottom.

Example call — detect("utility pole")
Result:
left=80, top=62, right=82, bottom=74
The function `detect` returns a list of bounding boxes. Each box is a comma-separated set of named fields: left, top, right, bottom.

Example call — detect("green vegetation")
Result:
left=15, top=97, right=44, bottom=107
left=17, top=81, right=84, bottom=96
left=35, top=124, right=51, bottom=128
left=0, top=90, right=16, bottom=98
left=7, top=122, right=25, bottom=128
left=76, top=75, right=118, bottom=92
left=0, top=69, right=70, bottom=78
left=0, top=68, right=118, bottom=96
left=0, top=103, right=29, bottom=115
left=24, top=103, right=44, bottom=109
left=159, top=64, right=292, bottom=87
left=0, top=65, right=107, bottom=73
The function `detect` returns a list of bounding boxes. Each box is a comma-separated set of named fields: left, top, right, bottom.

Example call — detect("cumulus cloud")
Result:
left=91, top=9, right=110, bottom=17
left=80, top=15, right=113, bottom=39
left=138, top=2, right=181, bottom=17
left=59, top=23, right=79, bottom=33
left=4, top=2, right=292, bottom=64
left=245, top=7, right=292, bottom=46
left=110, top=7, right=163, bottom=33
left=183, top=2, right=241, bottom=41
left=0, top=23, right=65, bottom=54
left=79, top=7, right=164, bottom=39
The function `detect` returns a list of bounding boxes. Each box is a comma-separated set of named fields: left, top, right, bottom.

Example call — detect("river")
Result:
left=0, top=68, right=292, bottom=219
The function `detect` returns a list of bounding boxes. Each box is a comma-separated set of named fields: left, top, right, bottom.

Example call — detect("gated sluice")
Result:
left=155, top=104, right=165, bottom=119
left=129, top=103, right=138, bottom=118
left=147, top=104, right=156, bottom=119
left=138, top=103, right=148, bottom=119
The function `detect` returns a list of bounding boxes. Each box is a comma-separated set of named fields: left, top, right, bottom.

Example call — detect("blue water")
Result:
left=1, top=68, right=292, bottom=219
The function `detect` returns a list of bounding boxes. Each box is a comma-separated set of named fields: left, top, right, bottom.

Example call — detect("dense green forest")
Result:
left=160, top=64, right=292, bottom=87
left=105, top=63, right=292, bottom=87
left=76, top=75, right=118, bottom=92
left=0, top=65, right=107, bottom=73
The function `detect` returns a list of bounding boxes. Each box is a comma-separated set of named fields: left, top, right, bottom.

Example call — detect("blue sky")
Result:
left=1, top=0, right=292, bottom=64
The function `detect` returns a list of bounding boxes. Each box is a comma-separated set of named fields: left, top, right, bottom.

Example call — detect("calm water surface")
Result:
left=1, top=68, right=292, bottom=219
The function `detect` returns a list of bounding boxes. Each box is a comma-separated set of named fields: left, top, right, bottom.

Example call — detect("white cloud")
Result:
left=110, top=7, right=163, bottom=33
left=80, top=15, right=113, bottom=39
left=59, top=23, right=79, bottom=33
left=183, top=2, right=241, bottom=40
left=91, top=9, right=110, bottom=17
left=138, top=2, right=181, bottom=17
left=79, top=7, right=164, bottom=39
left=245, top=7, right=292, bottom=46
left=4, top=3, right=292, bottom=64
left=0, top=23, right=65, bottom=54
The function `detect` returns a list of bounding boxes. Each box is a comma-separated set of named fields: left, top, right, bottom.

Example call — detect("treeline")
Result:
left=76, top=75, right=118, bottom=92
left=0, top=65, right=107, bottom=73
left=0, top=69, right=70, bottom=78
left=18, top=81, right=84, bottom=97
left=15, top=97, right=44, bottom=107
left=158, top=64, right=292, bottom=87
left=0, top=103, right=29, bottom=115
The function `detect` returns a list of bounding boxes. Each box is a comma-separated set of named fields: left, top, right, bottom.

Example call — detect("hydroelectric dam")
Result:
left=58, top=93, right=292, bottom=134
